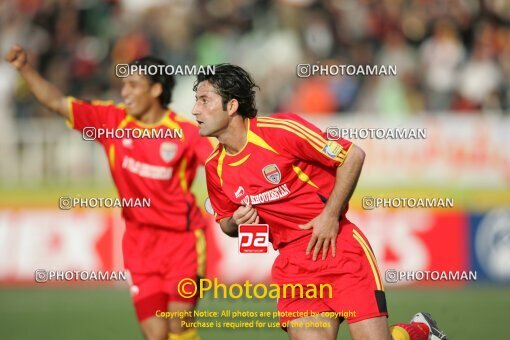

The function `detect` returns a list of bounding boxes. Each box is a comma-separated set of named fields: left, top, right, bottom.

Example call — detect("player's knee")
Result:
left=288, top=329, right=334, bottom=340
left=141, top=318, right=168, bottom=340
left=168, top=317, right=186, bottom=333
left=288, top=325, right=336, bottom=340
left=142, top=327, right=168, bottom=340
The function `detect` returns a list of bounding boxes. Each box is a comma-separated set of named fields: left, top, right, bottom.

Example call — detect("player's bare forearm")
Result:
left=18, top=63, right=69, bottom=118
left=300, top=144, right=365, bottom=260
left=4, top=45, right=69, bottom=118
left=325, top=144, right=365, bottom=219
left=219, top=217, right=239, bottom=237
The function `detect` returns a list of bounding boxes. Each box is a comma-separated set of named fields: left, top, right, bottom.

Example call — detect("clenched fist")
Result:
left=233, top=205, right=259, bottom=225
left=4, top=45, right=28, bottom=70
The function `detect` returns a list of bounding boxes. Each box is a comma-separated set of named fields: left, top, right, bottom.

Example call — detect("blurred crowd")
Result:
left=1, top=0, right=510, bottom=121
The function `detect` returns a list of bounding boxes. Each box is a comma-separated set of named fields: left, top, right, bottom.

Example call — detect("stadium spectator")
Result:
left=2, top=0, right=510, bottom=118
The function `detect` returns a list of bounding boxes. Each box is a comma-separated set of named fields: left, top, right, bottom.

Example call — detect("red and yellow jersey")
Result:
left=205, top=113, right=353, bottom=249
left=67, top=97, right=214, bottom=231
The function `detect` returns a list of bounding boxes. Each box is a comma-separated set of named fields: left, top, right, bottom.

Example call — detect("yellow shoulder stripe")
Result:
left=162, top=115, right=181, bottom=131
left=258, top=122, right=327, bottom=158
left=173, top=113, right=194, bottom=124
left=205, top=145, right=220, bottom=164
left=228, top=154, right=251, bottom=166
left=117, top=115, right=133, bottom=130
left=258, top=119, right=348, bottom=164
left=91, top=99, right=125, bottom=110
left=258, top=117, right=328, bottom=149
left=247, top=130, right=279, bottom=154
left=91, top=99, right=115, bottom=106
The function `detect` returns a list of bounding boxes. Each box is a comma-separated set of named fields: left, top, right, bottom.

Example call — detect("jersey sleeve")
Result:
left=67, top=97, right=126, bottom=144
left=205, top=160, right=239, bottom=223
left=259, top=113, right=352, bottom=167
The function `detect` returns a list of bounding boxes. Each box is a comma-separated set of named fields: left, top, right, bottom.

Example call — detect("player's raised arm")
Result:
left=4, top=45, right=69, bottom=119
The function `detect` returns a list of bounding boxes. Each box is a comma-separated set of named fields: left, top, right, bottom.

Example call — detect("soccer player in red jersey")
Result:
left=5, top=45, right=211, bottom=340
left=193, top=64, right=448, bottom=340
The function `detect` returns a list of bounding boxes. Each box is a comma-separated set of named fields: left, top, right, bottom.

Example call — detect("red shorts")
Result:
left=122, top=220, right=206, bottom=321
left=272, top=221, right=387, bottom=328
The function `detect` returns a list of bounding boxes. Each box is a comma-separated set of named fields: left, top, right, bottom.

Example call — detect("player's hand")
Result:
left=233, top=205, right=260, bottom=225
left=4, top=45, right=28, bottom=70
left=299, top=212, right=339, bottom=261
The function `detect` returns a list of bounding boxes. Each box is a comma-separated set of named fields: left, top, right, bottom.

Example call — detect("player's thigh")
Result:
left=287, top=315, right=340, bottom=340
left=140, top=316, right=168, bottom=340
left=348, top=316, right=391, bottom=340
left=167, top=301, right=196, bottom=333
left=164, top=230, right=204, bottom=299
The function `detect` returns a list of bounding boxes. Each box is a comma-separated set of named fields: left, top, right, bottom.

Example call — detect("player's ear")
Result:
left=150, top=82, right=163, bottom=100
left=227, top=99, right=239, bottom=117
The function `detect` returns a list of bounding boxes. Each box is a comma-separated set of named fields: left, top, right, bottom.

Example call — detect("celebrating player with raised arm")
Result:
left=193, top=64, right=448, bottom=340
left=5, top=45, right=211, bottom=340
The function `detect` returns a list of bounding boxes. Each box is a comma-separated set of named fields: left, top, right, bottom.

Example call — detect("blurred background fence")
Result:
left=1, top=114, right=509, bottom=286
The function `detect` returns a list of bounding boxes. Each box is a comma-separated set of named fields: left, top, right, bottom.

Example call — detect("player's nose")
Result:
left=191, top=104, right=200, bottom=117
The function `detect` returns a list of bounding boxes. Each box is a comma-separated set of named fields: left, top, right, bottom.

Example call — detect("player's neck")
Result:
left=137, top=105, right=168, bottom=125
left=219, top=117, right=248, bottom=155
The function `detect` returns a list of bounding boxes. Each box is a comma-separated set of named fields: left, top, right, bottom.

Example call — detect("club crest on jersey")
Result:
left=262, top=164, right=281, bottom=184
left=160, top=142, right=177, bottom=162
left=322, top=140, right=342, bottom=159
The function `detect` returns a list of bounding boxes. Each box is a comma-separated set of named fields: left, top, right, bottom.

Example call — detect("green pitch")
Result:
left=1, top=181, right=508, bottom=340
left=0, top=286, right=507, bottom=339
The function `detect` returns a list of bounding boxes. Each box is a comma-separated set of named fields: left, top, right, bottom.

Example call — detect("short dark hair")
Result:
left=193, top=63, right=259, bottom=118
left=129, top=56, right=175, bottom=107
